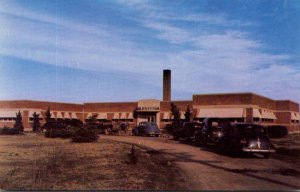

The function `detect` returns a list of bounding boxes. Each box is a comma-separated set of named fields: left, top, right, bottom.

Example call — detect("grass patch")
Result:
left=0, top=133, right=187, bottom=190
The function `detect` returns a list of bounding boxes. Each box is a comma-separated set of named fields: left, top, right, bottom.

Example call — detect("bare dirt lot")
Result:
left=271, top=134, right=300, bottom=170
left=0, top=134, right=187, bottom=190
left=103, top=134, right=300, bottom=190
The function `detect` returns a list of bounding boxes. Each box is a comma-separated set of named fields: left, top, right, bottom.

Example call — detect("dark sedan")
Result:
left=132, top=121, right=161, bottom=137
left=229, top=123, right=276, bottom=158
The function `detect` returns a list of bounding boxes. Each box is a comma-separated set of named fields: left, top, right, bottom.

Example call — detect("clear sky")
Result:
left=0, top=0, right=299, bottom=103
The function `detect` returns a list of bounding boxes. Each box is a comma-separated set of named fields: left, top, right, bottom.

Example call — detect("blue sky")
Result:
left=0, top=0, right=299, bottom=103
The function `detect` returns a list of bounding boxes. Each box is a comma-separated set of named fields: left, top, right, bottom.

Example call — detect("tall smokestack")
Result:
left=163, top=69, right=171, bottom=101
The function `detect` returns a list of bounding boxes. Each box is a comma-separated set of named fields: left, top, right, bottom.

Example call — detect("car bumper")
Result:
left=242, top=148, right=275, bottom=153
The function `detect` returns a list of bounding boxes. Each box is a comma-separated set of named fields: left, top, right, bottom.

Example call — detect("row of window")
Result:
left=0, top=118, right=16, bottom=122
left=291, top=120, right=300, bottom=124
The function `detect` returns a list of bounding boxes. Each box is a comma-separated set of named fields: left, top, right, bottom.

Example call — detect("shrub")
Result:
left=71, top=127, right=99, bottom=142
left=0, top=126, right=20, bottom=135
left=129, top=145, right=138, bottom=164
left=45, top=128, right=73, bottom=138
left=184, top=105, right=192, bottom=122
left=32, top=112, right=41, bottom=132
left=170, top=103, right=181, bottom=134
left=45, top=126, right=78, bottom=139
left=45, top=107, right=52, bottom=124
left=14, top=111, right=24, bottom=133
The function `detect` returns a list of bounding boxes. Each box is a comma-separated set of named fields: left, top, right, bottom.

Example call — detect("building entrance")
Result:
left=137, top=112, right=157, bottom=124
left=136, top=99, right=161, bottom=125
left=147, top=115, right=156, bottom=122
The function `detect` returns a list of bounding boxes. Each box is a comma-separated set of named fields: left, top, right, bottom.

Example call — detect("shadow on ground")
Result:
left=144, top=148, right=300, bottom=189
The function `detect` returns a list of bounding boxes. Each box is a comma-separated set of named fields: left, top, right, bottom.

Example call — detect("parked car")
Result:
left=173, top=122, right=202, bottom=143
left=199, top=118, right=275, bottom=158
left=230, top=123, right=275, bottom=158
left=106, top=122, right=128, bottom=135
left=199, top=118, right=232, bottom=147
left=132, top=121, right=161, bottom=137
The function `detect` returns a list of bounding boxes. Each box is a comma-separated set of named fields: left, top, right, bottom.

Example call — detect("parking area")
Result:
left=103, top=134, right=300, bottom=190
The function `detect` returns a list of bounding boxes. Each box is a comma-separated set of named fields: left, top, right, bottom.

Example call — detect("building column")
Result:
left=245, top=108, right=253, bottom=123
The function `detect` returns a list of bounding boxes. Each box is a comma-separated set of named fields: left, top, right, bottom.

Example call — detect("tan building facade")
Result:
left=0, top=70, right=299, bottom=133
left=0, top=92, right=299, bottom=133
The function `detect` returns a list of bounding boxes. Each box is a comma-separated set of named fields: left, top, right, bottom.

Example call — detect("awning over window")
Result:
left=119, top=113, right=126, bottom=119
left=291, top=112, right=300, bottom=121
left=261, top=110, right=277, bottom=120
left=70, top=112, right=78, bottom=119
left=51, top=112, right=56, bottom=119
left=85, top=113, right=93, bottom=119
left=196, top=108, right=246, bottom=118
left=97, top=113, right=107, bottom=119
left=253, top=109, right=262, bottom=118
left=112, top=113, right=120, bottom=119
left=127, top=113, right=133, bottom=119
left=296, top=113, right=300, bottom=120
left=55, top=111, right=64, bottom=119
left=0, top=110, right=19, bottom=118
left=64, top=112, right=71, bottom=119
left=28, top=111, right=43, bottom=118
left=162, top=112, right=171, bottom=120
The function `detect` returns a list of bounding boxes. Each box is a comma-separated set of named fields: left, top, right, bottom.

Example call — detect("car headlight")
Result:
left=249, top=143, right=256, bottom=148
left=217, top=132, right=223, bottom=137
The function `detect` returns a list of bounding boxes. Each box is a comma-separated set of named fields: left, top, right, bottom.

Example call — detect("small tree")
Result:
left=32, top=112, right=40, bottom=132
left=72, top=127, right=99, bottom=142
left=170, top=103, right=181, bottom=132
left=184, top=105, right=192, bottom=122
left=45, top=107, right=52, bottom=124
left=85, top=114, right=98, bottom=125
left=14, top=110, right=24, bottom=133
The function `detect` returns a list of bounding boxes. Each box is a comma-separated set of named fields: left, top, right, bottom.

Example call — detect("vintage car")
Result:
left=199, top=118, right=232, bottom=146
left=132, top=121, right=161, bottom=137
left=199, top=118, right=275, bottom=158
left=173, top=122, right=202, bottom=143
left=230, top=123, right=275, bottom=158
left=106, top=122, right=129, bottom=135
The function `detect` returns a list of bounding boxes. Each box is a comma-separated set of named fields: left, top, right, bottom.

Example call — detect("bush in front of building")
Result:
left=14, top=111, right=24, bottom=133
left=184, top=105, right=192, bottom=122
left=45, top=107, right=52, bottom=124
left=32, top=112, right=41, bottom=132
left=71, top=127, right=99, bottom=143
left=43, top=120, right=78, bottom=138
left=45, top=127, right=77, bottom=139
left=0, top=126, right=21, bottom=135
left=169, top=103, right=181, bottom=134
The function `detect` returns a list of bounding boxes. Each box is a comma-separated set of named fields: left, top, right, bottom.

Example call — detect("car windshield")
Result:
left=235, top=124, right=267, bottom=136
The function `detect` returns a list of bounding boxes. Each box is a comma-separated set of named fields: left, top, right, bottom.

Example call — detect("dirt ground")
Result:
left=0, top=133, right=188, bottom=190
left=271, top=133, right=300, bottom=170
left=103, top=134, right=300, bottom=190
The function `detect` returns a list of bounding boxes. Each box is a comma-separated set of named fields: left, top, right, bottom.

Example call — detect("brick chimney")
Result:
left=163, top=69, right=171, bottom=101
